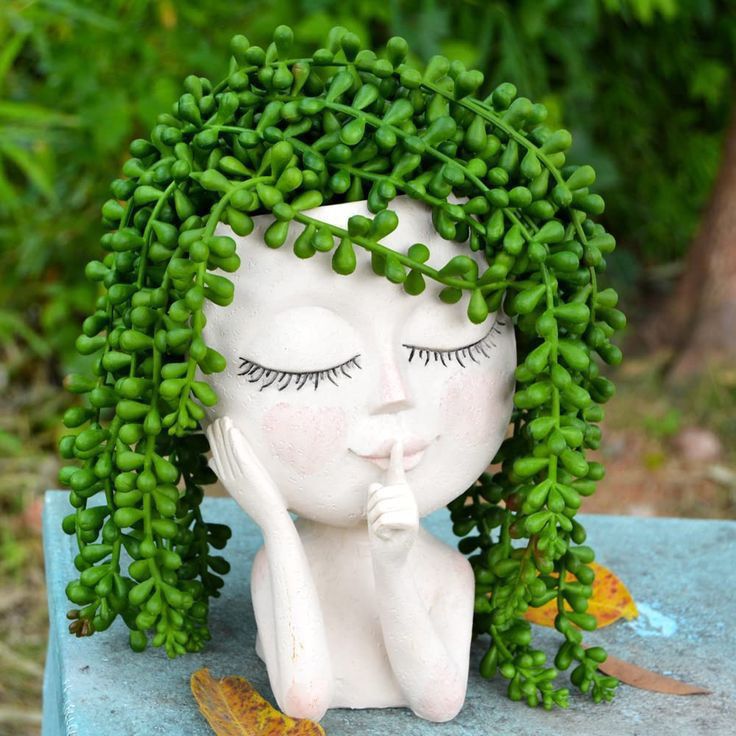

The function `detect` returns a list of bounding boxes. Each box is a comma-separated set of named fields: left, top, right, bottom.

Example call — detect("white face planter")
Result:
left=201, top=194, right=516, bottom=722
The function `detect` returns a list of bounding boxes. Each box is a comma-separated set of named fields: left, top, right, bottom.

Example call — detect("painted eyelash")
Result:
left=237, top=355, right=363, bottom=392
left=238, top=319, right=505, bottom=390
left=404, top=319, right=506, bottom=368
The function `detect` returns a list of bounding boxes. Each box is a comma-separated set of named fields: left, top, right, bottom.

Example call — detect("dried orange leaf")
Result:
left=524, top=561, right=638, bottom=628
left=191, top=668, right=326, bottom=736
left=596, top=652, right=711, bottom=695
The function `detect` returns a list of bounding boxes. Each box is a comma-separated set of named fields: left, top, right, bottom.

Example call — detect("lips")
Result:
left=355, top=437, right=433, bottom=471
left=363, top=448, right=426, bottom=471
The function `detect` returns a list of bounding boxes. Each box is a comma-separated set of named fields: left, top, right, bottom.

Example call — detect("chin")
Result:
left=289, top=506, right=367, bottom=528
left=282, top=468, right=373, bottom=526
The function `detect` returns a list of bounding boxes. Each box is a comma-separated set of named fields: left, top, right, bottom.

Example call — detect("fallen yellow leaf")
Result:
left=524, top=561, right=638, bottom=628
left=191, top=668, right=326, bottom=736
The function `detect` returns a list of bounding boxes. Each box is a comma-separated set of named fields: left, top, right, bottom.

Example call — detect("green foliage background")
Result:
left=0, top=0, right=734, bottom=372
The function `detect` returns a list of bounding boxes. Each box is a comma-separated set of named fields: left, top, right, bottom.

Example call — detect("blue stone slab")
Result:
left=42, top=490, right=736, bottom=735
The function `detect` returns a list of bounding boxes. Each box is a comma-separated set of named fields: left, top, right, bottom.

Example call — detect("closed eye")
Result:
left=403, top=319, right=505, bottom=367
left=237, top=318, right=505, bottom=391
left=237, top=355, right=362, bottom=392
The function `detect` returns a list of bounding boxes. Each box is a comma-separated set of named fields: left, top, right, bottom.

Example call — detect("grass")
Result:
left=0, top=461, right=50, bottom=735
left=0, top=349, right=57, bottom=736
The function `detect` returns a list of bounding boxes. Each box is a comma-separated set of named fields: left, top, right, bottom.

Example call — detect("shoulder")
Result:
left=416, top=528, right=475, bottom=596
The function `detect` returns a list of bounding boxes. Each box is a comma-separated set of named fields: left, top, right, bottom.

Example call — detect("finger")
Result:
left=385, top=437, right=405, bottom=486
left=205, top=420, right=216, bottom=454
left=208, top=420, right=228, bottom=478
left=229, top=423, right=255, bottom=466
left=223, top=424, right=244, bottom=478
left=229, top=424, right=265, bottom=484
left=371, top=511, right=416, bottom=538
left=366, top=482, right=382, bottom=514
left=229, top=424, right=271, bottom=490
left=205, top=423, right=215, bottom=458
left=367, top=484, right=411, bottom=514
left=207, top=456, right=220, bottom=477
left=380, top=493, right=416, bottom=512
left=366, top=498, right=410, bottom=524
left=220, top=417, right=238, bottom=470
left=214, top=418, right=238, bottom=478
left=368, top=494, right=411, bottom=516
left=367, top=495, right=412, bottom=523
left=375, top=511, right=415, bottom=530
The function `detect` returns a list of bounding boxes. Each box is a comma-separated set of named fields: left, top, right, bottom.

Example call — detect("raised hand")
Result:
left=366, top=438, right=419, bottom=568
left=205, top=416, right=289, bottom=531
left=207, top=417, right=333, bottom=719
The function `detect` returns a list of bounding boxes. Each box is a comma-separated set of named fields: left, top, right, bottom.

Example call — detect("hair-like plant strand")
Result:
left=59, top=25, right=624, bottom=709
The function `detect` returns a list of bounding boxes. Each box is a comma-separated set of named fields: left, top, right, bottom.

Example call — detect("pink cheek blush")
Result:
left=440, top=372, right=500, bottom=447
left=261, top=402, right=347, bottom=476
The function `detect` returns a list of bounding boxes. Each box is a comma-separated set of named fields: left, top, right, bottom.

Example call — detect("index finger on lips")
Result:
left=385, top=437, right=405, bottom=486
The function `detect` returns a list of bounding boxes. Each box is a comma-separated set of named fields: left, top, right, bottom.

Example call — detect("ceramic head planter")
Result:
left=59, top=24, right=625, bottom=720
left=201, top=195, right=515, bottom=720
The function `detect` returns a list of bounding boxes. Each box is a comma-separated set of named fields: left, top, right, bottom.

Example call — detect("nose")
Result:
left=368, top=342, right=414, bottom=415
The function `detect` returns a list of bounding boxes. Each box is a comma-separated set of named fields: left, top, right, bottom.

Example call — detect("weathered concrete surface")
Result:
left=42, top=491, right=736, bottom=735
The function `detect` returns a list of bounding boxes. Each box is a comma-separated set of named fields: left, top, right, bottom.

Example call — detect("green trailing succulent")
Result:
left=59, top=24, right=624, bottom=708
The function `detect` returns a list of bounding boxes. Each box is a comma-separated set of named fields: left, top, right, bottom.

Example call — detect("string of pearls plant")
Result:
left=59, top=25, right=624, bottom=708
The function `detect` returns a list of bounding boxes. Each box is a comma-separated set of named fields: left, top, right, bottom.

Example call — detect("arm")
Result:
left=207, top=417, right=333, bottom=720
left=252, top=515, right=334, bottom=720
left=367, top=440, right=472, bottom=722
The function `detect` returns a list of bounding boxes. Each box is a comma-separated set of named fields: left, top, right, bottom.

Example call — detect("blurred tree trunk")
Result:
left=647, top=108, right=736, bottom=380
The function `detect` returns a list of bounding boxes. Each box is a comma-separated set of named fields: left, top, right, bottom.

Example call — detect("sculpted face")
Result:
left=200, top=195, right=516, bottom=526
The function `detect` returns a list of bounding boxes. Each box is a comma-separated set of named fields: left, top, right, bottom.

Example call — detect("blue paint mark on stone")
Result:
left=42, top=492, right=736, bottom=735
left=627, top=602, right=678, bottom=638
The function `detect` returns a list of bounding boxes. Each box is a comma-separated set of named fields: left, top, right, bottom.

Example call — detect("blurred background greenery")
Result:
left=1, top=1, right=734, bottom=732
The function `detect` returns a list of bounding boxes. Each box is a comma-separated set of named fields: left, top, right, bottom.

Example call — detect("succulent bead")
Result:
left=61, top=24, right=622, bottom=707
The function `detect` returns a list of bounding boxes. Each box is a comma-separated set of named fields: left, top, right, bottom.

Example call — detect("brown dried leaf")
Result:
left=597, top=653, right=711, bottom=695
left=191, top=668, right=326, bottom=736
